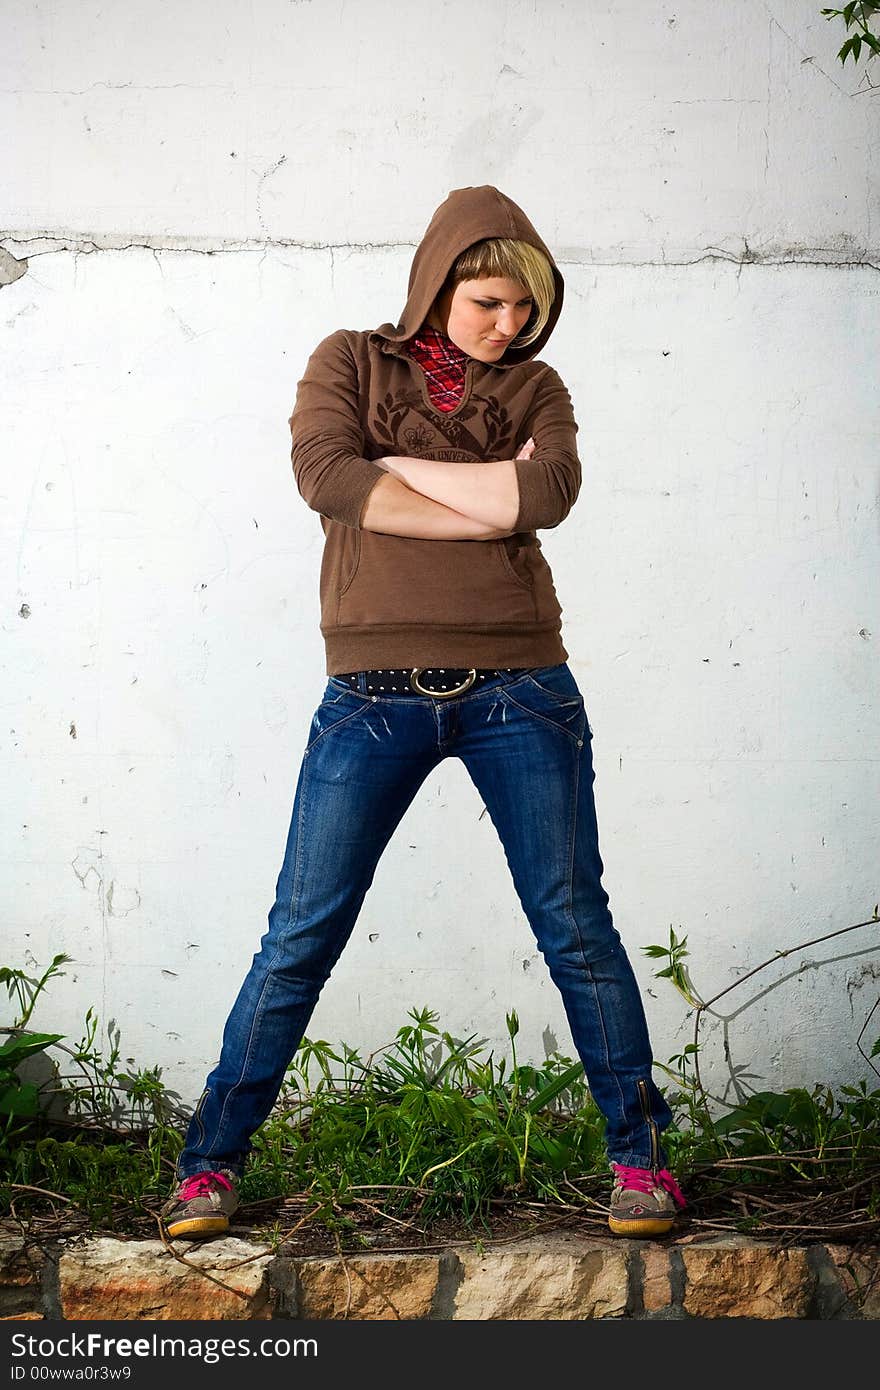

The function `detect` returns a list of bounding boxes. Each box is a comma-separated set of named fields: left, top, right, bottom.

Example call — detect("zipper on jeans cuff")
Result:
left=637, top=1077, right=660, bottom=1173
left=192, top=1086, right=210, bottom=1149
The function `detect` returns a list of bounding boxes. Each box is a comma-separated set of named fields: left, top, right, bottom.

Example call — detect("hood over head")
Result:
left=370, top=185, right=564, bottom=370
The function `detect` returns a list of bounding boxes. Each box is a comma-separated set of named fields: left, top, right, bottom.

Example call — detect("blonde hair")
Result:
left=442, top=238, right=556, bottom=349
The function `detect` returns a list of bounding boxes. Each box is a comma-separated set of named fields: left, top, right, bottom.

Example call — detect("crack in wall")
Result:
left=0, top=246, right=28, bottom=286
left=1, top=234, right=877, bottom=278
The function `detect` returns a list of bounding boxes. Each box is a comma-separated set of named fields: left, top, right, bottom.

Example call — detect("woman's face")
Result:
left=426, top=276, right=534, bottom=362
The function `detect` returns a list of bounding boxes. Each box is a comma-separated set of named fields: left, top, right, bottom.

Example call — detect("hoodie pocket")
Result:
left=336, top=532, right=538, bottom=628
left=498, top=534, right=536, bottom=590
left=318, top=523, right=360, bottom=619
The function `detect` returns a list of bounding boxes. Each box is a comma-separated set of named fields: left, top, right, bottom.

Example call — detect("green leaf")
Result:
left=708, top=1110, right=748, bottom=1137
left=526, top=1061, right=585, bottom=1114
left=528, top=1132, right=576, bottom=1170
left=0, top=1032, right=64, bottom=1065
left=0, top=1081, right=40, bottom=1116
left=671, top=964, right=704, bottom=1008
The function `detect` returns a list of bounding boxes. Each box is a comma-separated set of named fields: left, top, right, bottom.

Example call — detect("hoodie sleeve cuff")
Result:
left=513, top=454, right=548, bottom=532
left=349, top=459, right=386, bottom=529
left=290, top=331, right=386, bottom=530
left=512, top=366, right=582, bottom=531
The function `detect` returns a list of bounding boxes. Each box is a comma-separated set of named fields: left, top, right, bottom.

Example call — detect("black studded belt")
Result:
left=335, top=668, right=527, bottom=699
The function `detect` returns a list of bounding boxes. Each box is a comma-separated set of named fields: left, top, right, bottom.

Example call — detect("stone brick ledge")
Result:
left=1, top=1232, right=878, bottom=1320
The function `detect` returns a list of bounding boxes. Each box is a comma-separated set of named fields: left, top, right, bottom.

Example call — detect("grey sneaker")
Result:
left=160, top=1168, right=239, bottom=1240
left=607, top=1162, right=686, bottom=1238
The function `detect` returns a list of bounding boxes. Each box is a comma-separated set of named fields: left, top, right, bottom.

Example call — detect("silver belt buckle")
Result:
left=409, top=667, right=477, bottom=699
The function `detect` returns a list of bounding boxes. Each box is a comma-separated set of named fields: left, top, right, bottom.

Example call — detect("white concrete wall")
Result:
left=3, top=0, right=879, bottom=1116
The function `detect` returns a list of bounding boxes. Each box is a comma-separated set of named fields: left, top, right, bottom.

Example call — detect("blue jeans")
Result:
left=177, top=664, right=672, bottom=1178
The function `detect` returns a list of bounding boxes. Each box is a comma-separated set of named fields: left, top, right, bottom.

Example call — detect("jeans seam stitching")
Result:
left=499, top=688, right=585, bottom=743
left=305, top=701, right=371, bottom=753
left=210, top=754, right=311, bottom=1160
left=565, top=739, right=629, bottom=1148
left=523, top=673, right=581, bottom=705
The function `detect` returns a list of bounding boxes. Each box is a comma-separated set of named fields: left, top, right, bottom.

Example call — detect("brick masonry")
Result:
left=2, top=1232, right=879, bottom=1320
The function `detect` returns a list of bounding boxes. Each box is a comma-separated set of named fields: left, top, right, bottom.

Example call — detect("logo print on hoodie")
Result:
left=372, top=389, right=515, bottom=462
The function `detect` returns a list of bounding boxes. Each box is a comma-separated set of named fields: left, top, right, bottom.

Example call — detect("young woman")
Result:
left=160, top=185, right=686, bottom=1242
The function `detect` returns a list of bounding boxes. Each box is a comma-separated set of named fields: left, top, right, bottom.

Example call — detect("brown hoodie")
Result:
left=289, top=185, right=581, bottom=675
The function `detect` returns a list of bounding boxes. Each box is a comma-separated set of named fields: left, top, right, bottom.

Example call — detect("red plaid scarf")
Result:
left=405, top=324, right=468, bottom=412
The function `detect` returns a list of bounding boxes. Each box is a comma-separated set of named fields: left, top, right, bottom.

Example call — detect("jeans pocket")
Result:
left=523, top=663, right=583, bottom=705
left=305, top=685, right=371, bottom=753
left=502, top=666, right=588, bottom=744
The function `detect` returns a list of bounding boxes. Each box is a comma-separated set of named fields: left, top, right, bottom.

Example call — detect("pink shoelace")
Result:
left=177, top=1170, right=233, bottom=1201
left=611, top=1163, right=687, bottom=1209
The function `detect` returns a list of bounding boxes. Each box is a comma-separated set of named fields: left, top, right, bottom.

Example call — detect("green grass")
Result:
left=2, top=952, right=879, bottom=1242
left=238, top=1006, right=607, bottom=1221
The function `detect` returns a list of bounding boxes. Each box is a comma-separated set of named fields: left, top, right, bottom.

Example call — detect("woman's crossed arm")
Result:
left=374, top=451, right=526, bottom=532
left=362, top=439, right=535, bottom=538
left=360, top=473, right=515, bottom=540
